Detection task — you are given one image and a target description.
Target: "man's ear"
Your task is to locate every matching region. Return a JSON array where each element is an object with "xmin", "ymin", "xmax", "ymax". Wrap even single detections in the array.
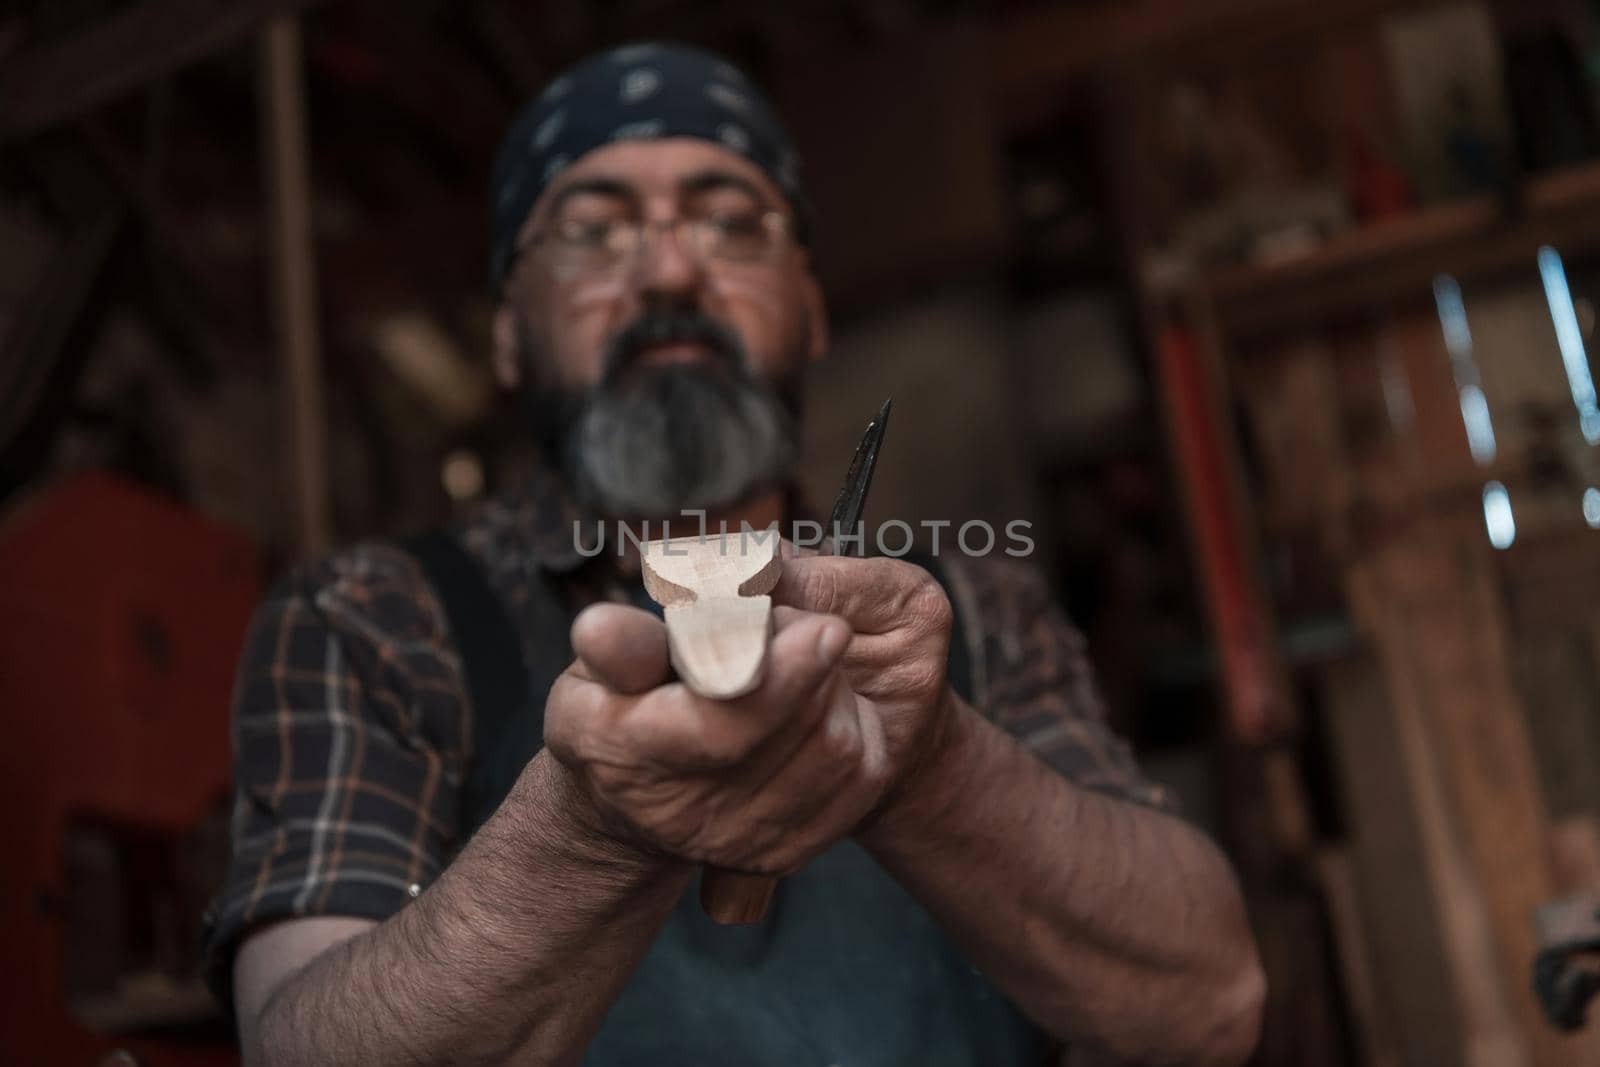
[
  {"xmin": 802, "ymin": 270, "xmax": 828, "ymax": 363},
  {"xmin": 491, "ymin": 306, "xmax": 522, "ymax": 390}
]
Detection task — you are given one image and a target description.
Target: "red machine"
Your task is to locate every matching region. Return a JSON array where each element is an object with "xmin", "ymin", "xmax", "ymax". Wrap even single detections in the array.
[{"xmin": 0, "ymin": 472, "xmax": 258, "ymax": 1066}]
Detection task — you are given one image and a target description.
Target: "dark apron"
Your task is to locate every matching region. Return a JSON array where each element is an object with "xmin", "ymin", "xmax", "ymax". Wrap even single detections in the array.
[{"xmin": 404, "ymin": 532, "xmax": 1048, "ymax": 1066}]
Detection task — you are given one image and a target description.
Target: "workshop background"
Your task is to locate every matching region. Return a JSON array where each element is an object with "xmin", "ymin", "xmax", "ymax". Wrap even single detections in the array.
[{"xmin": 6, "ymin": 1, "xmax": 1600, "ymax": 1064}]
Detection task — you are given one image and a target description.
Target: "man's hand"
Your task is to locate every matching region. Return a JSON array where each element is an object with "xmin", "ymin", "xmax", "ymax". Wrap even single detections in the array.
[
  {"xmin": 767, "ymin": 554, "xmax": 1266, "ymax": 1065},
  {"xmin": 771, "ymin": 554, "xmax": 962, "ymax": 817},
  {"xmin": 544, "ymin": 601, "xmax": 892, "ymax": 874}
]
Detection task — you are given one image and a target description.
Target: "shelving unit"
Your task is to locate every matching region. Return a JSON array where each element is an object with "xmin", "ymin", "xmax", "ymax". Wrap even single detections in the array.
[
  {"xmin": 1206, "ymin": 159, "xmax": 1600, "ymax": 340},
  {"xmin": 1149, "ymin": 153, "xmax": 1600, "ymax": 1065}
]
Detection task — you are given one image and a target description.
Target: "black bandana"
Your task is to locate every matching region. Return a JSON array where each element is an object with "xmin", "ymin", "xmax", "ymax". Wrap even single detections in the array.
[{"xmin": 488, "ymin": 42, "xmax": 809, "ymax": 290}]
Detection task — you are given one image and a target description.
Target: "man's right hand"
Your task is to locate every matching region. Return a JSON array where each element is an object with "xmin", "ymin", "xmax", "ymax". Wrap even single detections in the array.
[{"xmin": 543, "ymin": 602, "xmax": 890, "ymax": 875}]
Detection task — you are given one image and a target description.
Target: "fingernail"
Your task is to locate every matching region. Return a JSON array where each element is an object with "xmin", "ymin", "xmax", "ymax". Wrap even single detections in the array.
[{"xmin": 816, "ymin": 620, "xmax": 848, "ymax": 664}]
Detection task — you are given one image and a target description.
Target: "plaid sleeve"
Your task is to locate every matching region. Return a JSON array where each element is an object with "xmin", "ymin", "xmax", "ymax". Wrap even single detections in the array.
[
  {"xmin": 939, "ymin": 555, "xmax": 1176, "ymax": 813},
  {"xmin": 202, "ymin": 543, "xmax": 469, "ymax": 1001}
]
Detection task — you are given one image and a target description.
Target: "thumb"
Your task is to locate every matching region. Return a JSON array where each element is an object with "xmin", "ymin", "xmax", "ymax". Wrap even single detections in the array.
[{"xmin": 570, "ymin": 603, "xmax": 671, "ymax": 694}]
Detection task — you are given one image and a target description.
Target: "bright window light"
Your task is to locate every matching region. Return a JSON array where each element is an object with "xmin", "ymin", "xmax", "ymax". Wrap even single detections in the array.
[
  {"xmin": 1458, "ymin": 384, "xmax": 1498, "ymax": 466},
  {"xmin": 1483, "ymin": 481, "xmax": 1516, "ymax": 550},
  {"xmin": 1537, "ymin": 247, "xmax": 1600, "ymax": 446},
  {"xmin": 1433, "ymin": 275, "xmax": 1473, "ymax": 359},
  {"xmin": 1435, "ymin": 274, "xmax": 1498, "ymax": 466}
]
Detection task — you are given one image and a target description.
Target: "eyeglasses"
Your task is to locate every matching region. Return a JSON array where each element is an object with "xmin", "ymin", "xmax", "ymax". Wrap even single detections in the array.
[{"xmin": 518, "ymin": 210, "xmax": 790, "ymax": 276}]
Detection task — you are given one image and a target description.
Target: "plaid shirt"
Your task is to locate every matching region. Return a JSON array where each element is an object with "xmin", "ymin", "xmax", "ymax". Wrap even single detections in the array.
[{"xmin": 203, "ymin": 466, "xmax": 1174, "ymax": 994}]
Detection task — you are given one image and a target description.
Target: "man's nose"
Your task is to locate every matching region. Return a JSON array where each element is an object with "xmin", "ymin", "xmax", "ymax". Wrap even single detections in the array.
[{"xmin": 633, "ymin": 221, "xmax": 705, "ymax": 300}]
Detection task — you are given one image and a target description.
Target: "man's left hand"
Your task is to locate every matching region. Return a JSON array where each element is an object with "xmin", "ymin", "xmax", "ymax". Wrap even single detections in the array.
[{"xmin": 771, "ymin": 553, "xmax": 961, "ymax": 818}]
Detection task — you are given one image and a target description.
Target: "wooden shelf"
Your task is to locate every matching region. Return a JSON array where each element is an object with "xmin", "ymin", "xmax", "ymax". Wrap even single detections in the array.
[{"xmin": 1203, "ymin": 159, "xmax": 1600, "ymax": 342}]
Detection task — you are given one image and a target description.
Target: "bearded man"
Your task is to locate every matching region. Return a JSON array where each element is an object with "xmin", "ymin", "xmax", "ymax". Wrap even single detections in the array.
[{"xmin": 205, "ymin": 42, "xmax": 1264, "ymax": 1067}]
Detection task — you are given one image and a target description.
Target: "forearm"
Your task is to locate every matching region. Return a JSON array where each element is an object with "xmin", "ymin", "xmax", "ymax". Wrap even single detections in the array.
[
  {"xmin": 861, "ymin": 699, "xmax": 1263, "ymax": 1066},
  {"xmin": 247, "ymin": 752, "xmax": 693, "ymax": 1066}
]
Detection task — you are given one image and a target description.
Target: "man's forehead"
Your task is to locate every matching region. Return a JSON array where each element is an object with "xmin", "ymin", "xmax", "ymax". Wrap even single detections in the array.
[{"xmin": 531, "ymin": 138, "xmax": 783, "ymax": 216}]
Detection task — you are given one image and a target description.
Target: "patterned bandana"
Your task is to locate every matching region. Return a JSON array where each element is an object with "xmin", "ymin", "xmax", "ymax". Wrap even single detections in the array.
[{"xmin": 488, "ymin": 41, "xmax": 809, "ymax": 290}]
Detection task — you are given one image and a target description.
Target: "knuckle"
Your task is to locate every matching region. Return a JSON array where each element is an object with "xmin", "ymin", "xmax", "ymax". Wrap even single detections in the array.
[
  {"xmin": 802, "ymin": 563, "xmax": 841, "ymax": 613},
  {"xmin": 915, "ymin": 575, "xmax": 953, "ymax": 630},
  {"xmin": 889, "ymin": 653, "xmax": 948, "ymax": 702},
  {"xmin": 541, "ymin": 682, "xmax": 580, "ymax": 751},
  {"xmin": 856, "ymin": 754, "xmax": 892, "ymax": 802},
  {"xmin": 889, "ymin": 567, "xmax": 951, "ymax": 634},
  {"xmin": 588, "ymin": 761, "xmax": 632, "ymax": 795},
  {"xmin": 763, "ymin": 839, "xmax": 814, "ymax": 876},
  {"xmin": 820, "ymin": 712, "xmax": 863, "ymax": 763},
  {"xmin": 769, "ymin": 853, "xmax": 806, "ymax": 877},
  {"xmin": 700, "ymin": 723, "xmax": 757, "ymax": 768}
]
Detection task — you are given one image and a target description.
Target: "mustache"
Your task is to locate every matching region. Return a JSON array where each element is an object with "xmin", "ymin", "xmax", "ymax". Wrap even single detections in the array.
[{"xmin": 601, "ymin": 310, "xmax": 746, "ymax": 386}]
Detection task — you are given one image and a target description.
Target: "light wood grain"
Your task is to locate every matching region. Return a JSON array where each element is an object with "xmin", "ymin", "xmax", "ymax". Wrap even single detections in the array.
[
  {"xmin": 641, "ymin": 532, "xmax": 783, "ymax": 922},
  {"xmin": 641, "ymin": 533, "xmax": 782, "ymax": 700}
]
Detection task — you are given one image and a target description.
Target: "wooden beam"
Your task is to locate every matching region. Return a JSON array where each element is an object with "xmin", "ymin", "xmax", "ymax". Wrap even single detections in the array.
[
  {"xmin": 1322, "ymin": 657, "xmax": 1458, "ymax": 1065},
  {"xmin": 0, "ymin": 203, "xmax": 126, "ymax": 498},
  {"xmin": 79, "ymin": 121, "xmax": 226, "ymax": 387},
  {"xmin": 1349, "ymin": 520, "xmax": 1600, "ymax": 1066},
  {"xmin": 461, "ymin": 0, "xmax": 556, "ymax": 102},
  {"xmin": 1207, "ymin": 160, "xmax": 1600, "ymax": 341},
  {"xmin": 259, "ymin": 15, "xmax": 331, "ymax": 557},
  {"xmin": 0, "ymin": 0, "xmax": 328, "ymax": 142}
]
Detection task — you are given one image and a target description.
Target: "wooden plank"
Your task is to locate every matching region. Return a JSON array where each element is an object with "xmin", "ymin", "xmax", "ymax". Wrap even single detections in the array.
[
  {"xmin": 1207, "ymin": 160, "xmax": 1600, "ymax": 341},
  {"xmin": 1323, "ymin": 654, "xmax": 1463, "ymax": 1067},
  {"xmin": 258, "ymin": 15, "xmax": 330, "ymax": 557},
  {"xmin": 1347, "ymin": 561, "xmax": 1529, "ymax": 1067},
  {"xmin": 1549, "ymin": 815, "xmax": 1600, "ymax": 895},
  {"xmin": 0, "ymin": 0, "xmax": 327, "ymax": 142},
  {"xmin": 1312, "ymin": 847, "xmax": 1403, "ymax": 1067},
  {"xmin": 1349, "ymin": 521, "xmax": 1599, "ymax": 1066},
  {"xmin": 1512, "ymin": 633, "xmax": 1600, "ymax": 822}
]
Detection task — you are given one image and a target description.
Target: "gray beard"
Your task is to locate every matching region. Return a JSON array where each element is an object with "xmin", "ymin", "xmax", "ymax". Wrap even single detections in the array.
[
  {"xmin": 563, "ymin": 362, "xmax": 797, "ymax": 519},
  {"xmin": 518, "ymin": 306, "xmax": 803, "ymax": 520}
]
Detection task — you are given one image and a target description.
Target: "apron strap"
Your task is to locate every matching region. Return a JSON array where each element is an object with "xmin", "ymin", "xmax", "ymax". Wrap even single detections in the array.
[{"xmin": 399, "ymin": 530, "xmax": 571, "ymax": 839}]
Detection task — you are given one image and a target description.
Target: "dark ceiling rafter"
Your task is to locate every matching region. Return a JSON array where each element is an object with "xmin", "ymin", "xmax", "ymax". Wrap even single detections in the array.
[
  {"xmin": 990, "ymin": 0, "xmax": 1433, "ymax": 99},
  {"xmin": 458, "ymin": 0, "xmax": 558, "ymax": 103},
  {"xmin": 0, "ymin": 0, "xmax": 331, "ymax": 143},
  {"xmin": 0, "ymin": 198, "xmax": 127, "ymax": 500},
  {"xmin": 79, "ymin": 119, "xmax": 227, "ymax": 387},
  {"xmin": 309, "ymin": 3, "xmax": 510, "ymax": 170}
]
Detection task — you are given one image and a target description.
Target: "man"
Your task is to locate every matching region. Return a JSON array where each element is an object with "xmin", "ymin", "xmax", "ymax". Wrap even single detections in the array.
[{"xmin": 205, "ymin": 42, "xmax": 1264, "ymax": 1066}]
